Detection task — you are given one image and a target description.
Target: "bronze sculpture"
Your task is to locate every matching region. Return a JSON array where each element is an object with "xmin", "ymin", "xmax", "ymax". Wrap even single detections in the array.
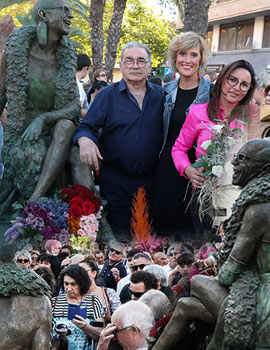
[
  {"xmin": 0, "ymin": 0, "xmax": 83, "ymax": 222},
  {"xmin": 153, "ymin": 138, "xmax": 270, "ymax": 350},
  {"xmin": 0, "ymin": 234, "xmax": 52, "ymax": 350}
]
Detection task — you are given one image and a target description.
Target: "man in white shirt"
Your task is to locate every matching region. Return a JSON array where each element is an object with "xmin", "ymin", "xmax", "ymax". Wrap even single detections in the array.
[{"xmin": 76, "ymin": 53, "xmax": 91, "ymax": 120}]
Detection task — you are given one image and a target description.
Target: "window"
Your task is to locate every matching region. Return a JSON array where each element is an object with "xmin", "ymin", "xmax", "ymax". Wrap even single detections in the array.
[
  {"xmin": 206, "ymin": 28, "xmax": 213, "ymax": 51},
  {"xmin": 219, "ymin": 19, "xmax": 254, "ymax": 51},
  {"xmin": 263, "ymin": 16, "xmax": 270, "ymax": 48}
]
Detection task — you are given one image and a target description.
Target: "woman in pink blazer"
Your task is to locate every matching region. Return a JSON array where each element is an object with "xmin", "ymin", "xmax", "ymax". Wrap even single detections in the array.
[{"xmin": 172, "ymin": 60, "xmax": 256, "ymax": 189}]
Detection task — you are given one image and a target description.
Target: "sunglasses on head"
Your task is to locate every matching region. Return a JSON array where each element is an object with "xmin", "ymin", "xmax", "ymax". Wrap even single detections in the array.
[
  {"xmin": 17, "ymin": 258, "xmax": 29, "ymax": 263},
  {"xmin": 132, "ymin": 264, "xmax": 146, "ymax": 271},
  {"xmin": 129, "ymin": 288, "xmax": 145, "ymax": 298},
  {"xmin": 110, "ymin": 248, "xmax": 122, "ymax": 255}
]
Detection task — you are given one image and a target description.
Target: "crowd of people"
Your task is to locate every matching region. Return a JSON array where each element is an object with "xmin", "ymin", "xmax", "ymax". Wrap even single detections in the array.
[{"xmin": 13, "ymin": 235, "xmax": 221, "ymax": 350}]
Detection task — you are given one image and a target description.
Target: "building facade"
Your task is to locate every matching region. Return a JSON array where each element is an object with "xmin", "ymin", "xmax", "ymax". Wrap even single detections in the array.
[{"xmin": 176, "ymin": 0, "xmax": 270, "ymax": 74}]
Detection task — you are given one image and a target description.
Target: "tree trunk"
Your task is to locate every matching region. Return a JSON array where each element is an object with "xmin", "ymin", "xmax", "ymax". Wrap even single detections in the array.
[
  {"xmin": 183, "ymin": 0, "xmax": 210, "ymax": 38},
  {"xmin": 104, "ymin": 0, "xmax": 127, "ymax": 81},
  {"xmin": 89, "ymin": 0, "xmax": 105, "ymax": 71}
]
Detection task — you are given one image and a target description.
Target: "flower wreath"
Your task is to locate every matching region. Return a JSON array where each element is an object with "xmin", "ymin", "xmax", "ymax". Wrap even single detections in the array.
[{"xmin": 147, "ymin": 315, "xmax": 172, "ymax": 349}]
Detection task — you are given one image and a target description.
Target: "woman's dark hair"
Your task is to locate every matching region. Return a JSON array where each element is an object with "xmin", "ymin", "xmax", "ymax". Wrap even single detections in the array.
[
  {"xmin": 59, "ymin": 264, "xmax": 90, "ymax": 295},
  {"xmin": 81, "ymin": 259, "xmax": 99, "ymax": 279},
  {"xmin": 207, "ymin": 60, "xmax": 256, "ymax": 122},
  {"xmin": 39, "ymin": 253, "xmax": 61, "ymax": 279},
  {"xmin": 35, "ymin": 266, "xmax": 55, "ymax": 291},
  {"xmin": 51, "ymin": 334, "xmax": 69, "ymax": 350}
]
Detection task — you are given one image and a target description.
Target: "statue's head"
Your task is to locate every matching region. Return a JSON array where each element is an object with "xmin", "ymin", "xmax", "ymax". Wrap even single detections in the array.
[
  {"xmin": 232, "ymin": 138, "xmax": 270, "ymax": 188},
  {"xmin": 33, "ymin": 0, "xmax": 73, "ymax": 37}
]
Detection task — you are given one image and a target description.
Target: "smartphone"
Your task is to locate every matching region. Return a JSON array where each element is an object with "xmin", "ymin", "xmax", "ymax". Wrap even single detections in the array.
[
  {"xmin": 68, "ymin": 303, "xmax": 87, "ymax": 320},
  {"xmin": 90, "ymin": 321, "xmax": 104, "ymax": 327}
]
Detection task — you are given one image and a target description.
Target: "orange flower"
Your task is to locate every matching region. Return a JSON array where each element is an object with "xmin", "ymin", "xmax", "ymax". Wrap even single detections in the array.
[{"xmin": 68, "ymin": 216, "xmax": 80, "ymax": 235}]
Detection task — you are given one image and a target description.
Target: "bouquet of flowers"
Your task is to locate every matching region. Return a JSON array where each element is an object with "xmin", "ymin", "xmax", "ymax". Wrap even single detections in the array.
[
  {"xmin": 148, "ymin": 315, "xmax": 172, "ymax": 350},
  {"xmin": 4, "ymin": 184, "xmax": 103, "ymax": 249},
  {"xmin": 192, "ymin": 118, "xmax": 244, "ymax": 219}
]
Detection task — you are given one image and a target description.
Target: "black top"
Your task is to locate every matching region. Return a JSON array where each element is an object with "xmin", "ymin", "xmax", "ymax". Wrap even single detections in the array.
[
  {"xmin": 152, "ymin": 87, "xmax": 198, "ymax": 237},
  {"xmin": 100, "ymin": 260, "xmax": 127, "ymax": 291}
]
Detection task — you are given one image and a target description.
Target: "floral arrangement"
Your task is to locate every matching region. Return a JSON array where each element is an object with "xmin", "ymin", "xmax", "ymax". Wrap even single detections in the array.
[
  {"xmin": 148, "ymin": 315, "xmax": 172, "ymax": 350},
  {"xmin": 192, "ymin": 118, "xmax": 244, "ymax": 219},
  {"xmin": 4, "ymin": 184, "xmax": 103, "ymax": 249}
]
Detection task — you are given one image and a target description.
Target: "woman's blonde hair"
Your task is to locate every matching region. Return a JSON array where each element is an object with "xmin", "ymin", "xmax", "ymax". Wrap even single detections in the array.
[{"xmin": 167, "ymin": 31, "xmax": 208, "ymax": 70}]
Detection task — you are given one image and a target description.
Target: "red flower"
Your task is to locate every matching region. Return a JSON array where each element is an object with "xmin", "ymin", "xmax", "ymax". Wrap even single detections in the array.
[
  {"xmin": 149, "ymin": 326, "xmax": 158, "ymax": 338},
  {"xmin": 82, "ymin": 200, "xmax": 96, "ymax": 215},
  {"xmin": 69, "ymin": 205, "xmax": 83, "ymax": 219}
]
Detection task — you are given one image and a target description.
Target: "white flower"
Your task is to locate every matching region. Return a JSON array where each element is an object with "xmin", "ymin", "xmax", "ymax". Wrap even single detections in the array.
[
  {"xmin": 212, "ymin": 165, "xmax": 224, "ymax": 177},
  {"xmin": 211, "ymin": 124, "xmax": 224, "ymax": 134},
  {"xmin": 200, "ymin": 140, "xmax": 212, "ymax": 150}
]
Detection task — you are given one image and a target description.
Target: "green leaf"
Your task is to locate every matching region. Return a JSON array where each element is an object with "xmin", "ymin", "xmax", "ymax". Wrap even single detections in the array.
[
  {"xmin": 34, "ymin": 233, "xmax": 44, "ymax": 242},
  {"xmin": 233, "ymin": 119, "xmax": 246, "ymax": 125}
]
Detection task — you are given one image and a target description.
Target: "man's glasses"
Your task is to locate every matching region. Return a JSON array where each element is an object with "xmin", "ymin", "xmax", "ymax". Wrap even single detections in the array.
[
  {"xmin": 132, "ymin": 264, "xmax": 146, "ymax": 271},
  {"xmin": 17, "ymin": 259, "xmax": 29, "ymax": 263},
  {"xmin": 129, "ymin": 288, "xmax": 145, "ymax": 298},
  {"xmin": 31, "ymin": 256, "xmax": 38, "ymax": 261},
  {"xmin": 44, "ymin": 6, "xmax": 71, "ymax": 13},
  {"xmin": 233, "ymin": 153, "xmax": 264, "ymax": 163},
  {"xmin": 113, "ymin": 326, "xmax": 133, "ymax": 335},
  {"xmin": 123, "ymin": 58, "xmax": 148, "ymax": 68},
  {"xmin": 226, "ymin": 75, "xmax": 252, "ymax": 92},
  {"xmin": 109, "ymin": 248, "xmax": 122, "ymax": 255}
]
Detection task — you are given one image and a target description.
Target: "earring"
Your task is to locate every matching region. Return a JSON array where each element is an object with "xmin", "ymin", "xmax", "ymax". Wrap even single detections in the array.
[
  {"xmin": 197, "ymin": 65, "xmax": 202, "ymax": 83},
  {"xmin": 36, "ymin": 20, "xmax": 48, "ymax": 48}
]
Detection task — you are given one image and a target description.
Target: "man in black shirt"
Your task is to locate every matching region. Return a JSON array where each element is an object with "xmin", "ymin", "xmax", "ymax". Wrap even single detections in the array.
[{"xmin": 100, "ymin": 242, "xmax": 127, "ymax": 290}]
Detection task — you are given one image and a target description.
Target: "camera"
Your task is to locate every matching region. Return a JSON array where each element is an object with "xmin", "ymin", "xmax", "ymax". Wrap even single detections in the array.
[{"xmin": 90, "ymin": 320, "xmax": 104, "ymax": 327}]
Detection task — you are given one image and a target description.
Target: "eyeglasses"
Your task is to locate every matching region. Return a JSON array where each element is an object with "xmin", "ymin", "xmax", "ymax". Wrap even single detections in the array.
[
  {"xmin": 226, "ymin": 75, "xmax": 252, "ymax": 92},
  {"xmin": 109, "ymin": 248, "xmax": 122, "ymax": 255},
  {"xmin": 17, "ymin": 259, "xmax": 29, "ymax": 264},
  {"xmin": 129, "ymin": 288, "xmax": 145, "ymax": 298},
  {"xmin": 113, "ymin": 326, "xmax": 133, "ymax": 335},
  {"xmin": 132, "ymin": 264, "xmax": 146, "ymax": 271},
  {"xmin": 98, "ymin": 73, "xmax": 106, "ymax": 77},
  {"xmin": 233, "ymin": 153, "xmax": 264, "ymax": 163},
  {"xmin": 123, "ymin": 58, "xmax": 148, "ymax": 68},
  {"xmin": 31, "ymin": 256, "xmax": 38, "ymax": 260}
]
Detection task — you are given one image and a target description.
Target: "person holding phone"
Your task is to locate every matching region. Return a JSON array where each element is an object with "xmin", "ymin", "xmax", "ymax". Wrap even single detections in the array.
[{"xmin": 52, "ymin": 265, "xmax": 105, "ymax": 350}]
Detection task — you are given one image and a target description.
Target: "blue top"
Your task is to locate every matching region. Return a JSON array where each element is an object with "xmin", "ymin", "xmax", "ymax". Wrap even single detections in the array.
[
  {"xmin": 73, "ymin": 79, "xmax": 164, "ymax": 177},
  {"xmin": 161, "ymin": 75, "xmax": 212, "ymax": 154}
]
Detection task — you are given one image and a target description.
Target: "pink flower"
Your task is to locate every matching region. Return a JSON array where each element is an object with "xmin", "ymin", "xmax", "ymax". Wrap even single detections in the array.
[{"xmin": 77, "ymin": 228, "xmax": 86, "ymax": 236}]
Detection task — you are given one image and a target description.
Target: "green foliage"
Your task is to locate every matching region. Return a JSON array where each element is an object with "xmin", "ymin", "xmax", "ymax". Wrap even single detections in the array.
[{"xmin": 118, "ymin": 0, "xmax": 176, "ymax": 67}]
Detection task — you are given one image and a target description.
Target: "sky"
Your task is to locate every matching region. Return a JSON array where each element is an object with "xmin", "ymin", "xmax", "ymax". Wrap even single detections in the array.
[{"xmin": 145, "ymin": 0, "xmax": 176, "ymax": 21}]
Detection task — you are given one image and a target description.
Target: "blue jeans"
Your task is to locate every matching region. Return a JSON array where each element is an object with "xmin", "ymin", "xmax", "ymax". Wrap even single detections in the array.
[{"xmin": 0, "ymin": 123, "xmax": 3, "ymax": 181}]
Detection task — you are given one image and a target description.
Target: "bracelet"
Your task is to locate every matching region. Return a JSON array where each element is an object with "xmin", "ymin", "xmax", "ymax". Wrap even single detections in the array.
[{"xmin": 81, "ymin": 323, "xmax": 87, "ymax": 330}]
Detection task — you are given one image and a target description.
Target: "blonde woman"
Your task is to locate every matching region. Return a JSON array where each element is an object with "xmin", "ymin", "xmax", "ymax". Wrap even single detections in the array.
[{"xmin": 152, "ymin": 32, "xmax": 212, "ymax": 237}]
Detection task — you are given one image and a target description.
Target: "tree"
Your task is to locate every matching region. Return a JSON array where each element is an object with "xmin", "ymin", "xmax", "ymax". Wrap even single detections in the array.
[{"xmin": 183, "ymin": 0, "xmax": 210, "ymax": 38}]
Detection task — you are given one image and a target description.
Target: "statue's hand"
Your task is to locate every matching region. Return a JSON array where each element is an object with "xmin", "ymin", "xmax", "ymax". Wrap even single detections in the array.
[{"xmin": 21, "ymin": 115, "xmax": 46, "ymax": 142}]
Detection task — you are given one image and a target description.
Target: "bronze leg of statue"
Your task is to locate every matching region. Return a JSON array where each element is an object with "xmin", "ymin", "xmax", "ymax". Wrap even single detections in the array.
[
  {"xmin": 153, "ymin": 275, "xmax": 228, "ymax": 350},
  {"xmin": 153, "ymin": 297, "xmax": 216, "ymax": 350},
  {"xmin": 30, "ymin": 119, "xmax": 75, "ymax": 200}
]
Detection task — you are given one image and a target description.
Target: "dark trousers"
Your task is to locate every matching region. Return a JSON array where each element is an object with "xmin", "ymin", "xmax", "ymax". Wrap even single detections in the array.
[{"xmin": 98, "ymin": 165, "xmax": 154, "ymax": 239}]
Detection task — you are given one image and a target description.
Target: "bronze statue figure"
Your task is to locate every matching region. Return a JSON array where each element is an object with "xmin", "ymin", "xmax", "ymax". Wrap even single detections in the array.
[
  {"xmin": 153, "ymin": 138, "xmax": 270, "ymax": 350},
  {"xmin": 0, "ymin": 0, "xmax": 82, "ymax": 221}
]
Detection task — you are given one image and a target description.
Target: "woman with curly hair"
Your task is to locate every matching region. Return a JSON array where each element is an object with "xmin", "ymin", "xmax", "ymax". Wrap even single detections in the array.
[{"xmin": 52, "ymin": 264, "xmax": 105, "ymax": 350}]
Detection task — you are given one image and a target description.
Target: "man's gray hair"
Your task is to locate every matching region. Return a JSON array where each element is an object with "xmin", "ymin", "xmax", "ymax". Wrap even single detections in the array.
[
  {"xmin": 121, "ymin": 41, "xmax": 152, "ymax": 62},
  {"xmin": 256, "ymin": 70, "xmax": 270, "ymax": 88},
  {"xmin": 143, "ymin": 264, "xmax": 168, "ymax": 287},
  {"xmin": 133, "ymin": 252, "xmax": 152, "ymax": 263},
  {"xmin": 139, "ymin": 289, "xmax": 170, "ymax": 321},
  {"xmin": 112, "ymin": 300, "xmax": 154, "ymax": 339}
]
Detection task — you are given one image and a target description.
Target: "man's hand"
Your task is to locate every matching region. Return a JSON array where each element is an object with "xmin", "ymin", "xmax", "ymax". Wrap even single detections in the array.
[
  {"xmin": 111, "ymin": 267, "xmax": 120, "ymax": 281},
  {"xmin": 78, "ymin": 137, "xmax": 103, "ymax": 175},
  {"xmin": 97, "ymin": 323, "xmax": 117, "ymax": 350},
  {"xmin": 184, "ymin": 166, "xmax": 206, "ymax": 188}
]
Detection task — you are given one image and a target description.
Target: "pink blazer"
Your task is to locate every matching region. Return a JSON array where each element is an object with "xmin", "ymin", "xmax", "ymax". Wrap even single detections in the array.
[{"xmin": 172, "ymin": 102, "xmax": 245, "ymax": 177}]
